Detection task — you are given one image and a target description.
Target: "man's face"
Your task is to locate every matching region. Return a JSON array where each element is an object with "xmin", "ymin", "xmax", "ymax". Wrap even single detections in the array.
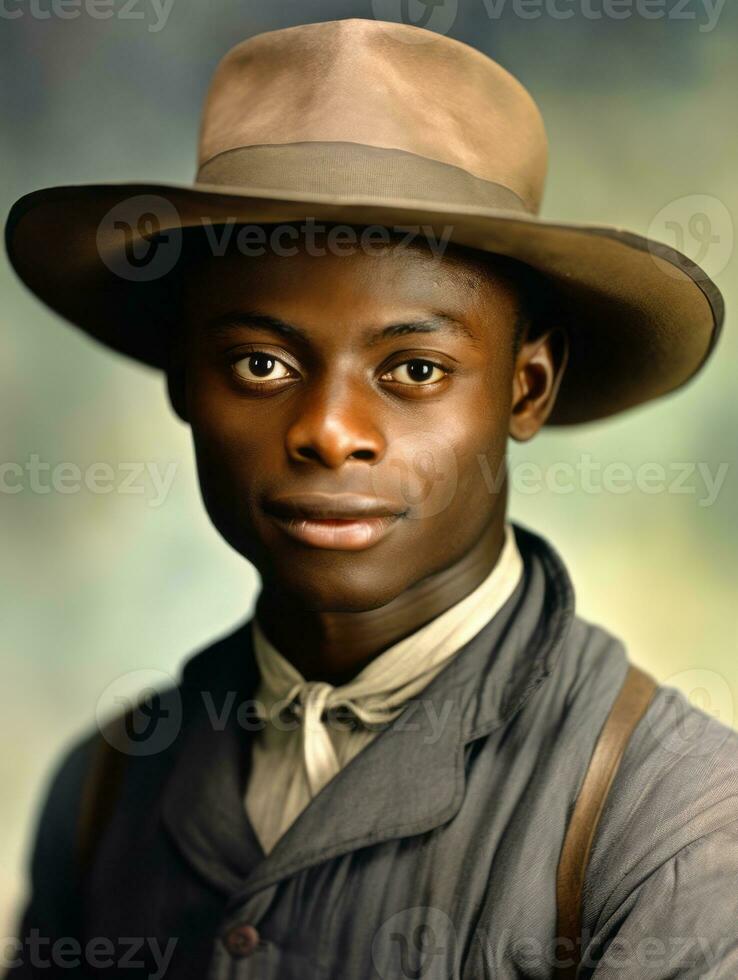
[{"xmin": 176, "ymin": 232, "xmax": 539, "ymax": 612}]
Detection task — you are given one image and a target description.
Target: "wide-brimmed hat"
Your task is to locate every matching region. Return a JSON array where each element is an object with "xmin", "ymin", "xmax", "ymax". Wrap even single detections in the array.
[{"xmin": 5, "ymin": 18, "xmax": 723, "ymax": 424}]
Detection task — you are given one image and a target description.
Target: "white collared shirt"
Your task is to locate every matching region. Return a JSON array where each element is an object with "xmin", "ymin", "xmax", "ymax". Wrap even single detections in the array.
[{"xmin": 245, "ymin": 523, "xmax": 523, "ymax": 854}]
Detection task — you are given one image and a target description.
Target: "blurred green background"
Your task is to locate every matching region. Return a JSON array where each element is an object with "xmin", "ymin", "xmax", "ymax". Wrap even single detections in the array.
[{"xmin": 1, "ymin": 0, "xmax": 736, "ymax": 934}]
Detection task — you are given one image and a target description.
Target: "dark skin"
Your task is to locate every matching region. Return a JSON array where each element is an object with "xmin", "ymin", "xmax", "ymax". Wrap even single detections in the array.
[{"xmin": 168, "ymin": 230, "xmax": 567, "ymax": 684}]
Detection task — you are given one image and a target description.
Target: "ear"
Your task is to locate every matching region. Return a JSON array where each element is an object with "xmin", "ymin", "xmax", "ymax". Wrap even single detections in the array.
[
  {"xmin": 165, "ymin": 339, "xmax": 189, "ymax": 424},
  {"xmin": 509, "ymin": 326, "xmax": 569, "ymax": 441}
]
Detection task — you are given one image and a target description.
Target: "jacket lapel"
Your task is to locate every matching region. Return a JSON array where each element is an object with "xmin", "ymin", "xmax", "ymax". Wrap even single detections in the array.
[
  {"xmin": 160, "ymin": 629, "xmax": 264, "ymax": 894},
  {"xmin": 161, "ymin": 524, "xmax": 574, "ymax": 902}
]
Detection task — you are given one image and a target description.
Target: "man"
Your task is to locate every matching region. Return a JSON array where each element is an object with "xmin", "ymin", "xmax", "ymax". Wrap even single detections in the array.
[{"xmin": 4, "ymin": 18, "xmax": 736, "ymax": 980}]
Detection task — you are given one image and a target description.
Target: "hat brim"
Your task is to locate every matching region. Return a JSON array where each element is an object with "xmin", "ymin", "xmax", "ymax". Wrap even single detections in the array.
[{"xmin": 5, "ymin": 180, "xmax": 723, "ymax": 425}]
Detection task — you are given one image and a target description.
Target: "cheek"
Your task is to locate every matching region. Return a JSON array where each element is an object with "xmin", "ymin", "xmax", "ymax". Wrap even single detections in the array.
[
  {"xmin": 368, "ymin": 401, "xmax": 506, "ymax": 565},
  {"xmin": 457, "ymin": 361, "xmax": 513, "ymax": 493},
  {"xmin": 445, "ymin": 416, "xmax": 509, "ymax": 556},
  {"xmin": 190, "ymin": 408, "xmax": 253, "ymax": 500},
  {"xmin": 184, "ymin": 377, "xmax": 273, "ymax": 539},
  {"xmin": 447, "ymin": 422, "xmax": 507, "ymax": 532},
  {"xmin": 456, "ymin": 408, "xmax": 509, "ymax": 503},
  {"xmin": 186, "ymin": 363, "xmax": 268, "ymax": 471}
]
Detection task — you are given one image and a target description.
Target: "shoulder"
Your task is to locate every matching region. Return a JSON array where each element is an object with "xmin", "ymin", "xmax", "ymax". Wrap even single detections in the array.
[
  {"xmin": 22, "ymin": 618, "xmax": 252, "ymax": 905},
  {"xmin": 17, "ymin": 726, "xmax": 99, "ymax": 931},
  {"xmin": 546, "ymin": 607, "xmax": 738, "ymax": 922},
  {"xmin": 583, "ymin": 674, "xmax": 738, "ymax": 930},
  {"xmin": 541, "ymin": 610, "xmax": 632, "ymax": 725}
]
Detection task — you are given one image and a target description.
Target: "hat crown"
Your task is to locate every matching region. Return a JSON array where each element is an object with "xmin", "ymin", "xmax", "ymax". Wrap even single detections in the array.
[{"xmin": 198, "ymin": 18, "xmax": 548, "ymax": 214}]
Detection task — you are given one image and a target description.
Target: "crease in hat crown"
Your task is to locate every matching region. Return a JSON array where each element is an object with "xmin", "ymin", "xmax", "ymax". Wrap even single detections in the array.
[{"xmin": 196, "ymin": 18, "xmax": 548, "ymax": 215}]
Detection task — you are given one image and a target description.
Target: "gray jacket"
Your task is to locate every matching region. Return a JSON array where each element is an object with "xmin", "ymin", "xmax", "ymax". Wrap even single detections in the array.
[{"xmin": 5, "ymin": 524, "xmax": 738, "ymax": 979}]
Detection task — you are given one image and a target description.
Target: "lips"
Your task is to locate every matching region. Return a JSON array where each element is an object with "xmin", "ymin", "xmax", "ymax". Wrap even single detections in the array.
[{"xmin": 263, "ymin": 493, "xmax": 406, "ymax": 551}]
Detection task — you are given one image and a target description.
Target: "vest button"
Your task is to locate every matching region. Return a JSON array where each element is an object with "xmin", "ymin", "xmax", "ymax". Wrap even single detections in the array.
[{"xmin": 223, "ymin": 924, "xmax": 260, "ymax": 957}]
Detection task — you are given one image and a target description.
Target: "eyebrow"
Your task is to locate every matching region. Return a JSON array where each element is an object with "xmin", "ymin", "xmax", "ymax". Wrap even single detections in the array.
[{"xmin": 205, "ymin": 310, "xmax": 479, "ymax": 347}]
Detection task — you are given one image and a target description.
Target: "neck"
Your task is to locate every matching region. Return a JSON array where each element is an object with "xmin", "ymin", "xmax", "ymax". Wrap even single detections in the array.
[{"xmin": 255, "ymin": 516, "xmax": 507, "ymax": 685}]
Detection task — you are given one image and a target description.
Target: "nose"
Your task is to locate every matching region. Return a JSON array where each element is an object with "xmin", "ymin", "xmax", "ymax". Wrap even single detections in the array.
[{"xmin": 285, "ymin": 381, "xmax": 386, "ymax": 469}]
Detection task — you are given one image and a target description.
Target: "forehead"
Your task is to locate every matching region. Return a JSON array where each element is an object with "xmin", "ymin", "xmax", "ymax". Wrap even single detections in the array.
[{"xmin": 179, "ymin": 227, "xmax": 520, "ymax": 336}]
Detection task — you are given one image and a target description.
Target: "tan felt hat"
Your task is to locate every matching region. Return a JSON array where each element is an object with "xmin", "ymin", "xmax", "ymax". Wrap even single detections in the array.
[{"xmin": 5, "ymin": 18, "xmax": 723, "ymax": 424}]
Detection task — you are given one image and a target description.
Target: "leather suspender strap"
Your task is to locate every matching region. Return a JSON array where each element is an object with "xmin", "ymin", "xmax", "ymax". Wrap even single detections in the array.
[{"xmin": 555, "ymin": 663, "xmax": 658, "ymax": 979}]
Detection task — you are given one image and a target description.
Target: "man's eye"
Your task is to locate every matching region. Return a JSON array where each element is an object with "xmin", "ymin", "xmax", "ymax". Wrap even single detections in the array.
[
  {"xmin": 383, "ymin": 359, "xmax": 447, "ymax": 386},
  {"xmin": 233, "ymin": 352, "xmax": 292, "ymax": 383}
]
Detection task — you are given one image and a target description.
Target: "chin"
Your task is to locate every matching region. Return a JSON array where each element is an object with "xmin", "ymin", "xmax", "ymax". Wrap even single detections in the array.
[{"xmin": 254, "ymin": 551, "xmax": 409, "ymax": 614}]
